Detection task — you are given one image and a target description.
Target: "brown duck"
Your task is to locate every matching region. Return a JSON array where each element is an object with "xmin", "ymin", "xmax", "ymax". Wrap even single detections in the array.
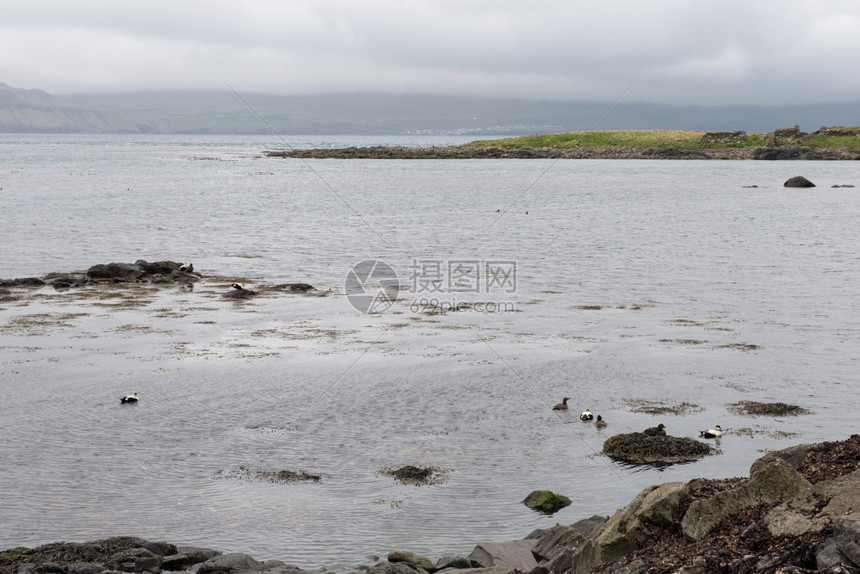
[{"xmin": 643, "ymin": 423, "xmax": 666, "ymax": 436}]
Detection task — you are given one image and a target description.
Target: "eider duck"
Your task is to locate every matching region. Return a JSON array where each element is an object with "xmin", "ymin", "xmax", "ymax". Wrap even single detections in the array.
[
  {"xmin": 699, "ymin": 425, "xmax": 723, "ymax": 439},
  {"xmin": 120, "ymin": 393, "xmax": 139, "ymax": 404},
  {"xmin": 579, "ymin": 409, "xmax": 594, "ymax": 421},
  {"xmin": 552, "ymin": 397, "xmax": 570, "ymax": 411},
  {"xmin": 643, "ymin": 423, "xmax": 666, "ymax": 436},
  {"xmin": 179, "ymin": 263, "xmax": 194, "ymax": 273},
  {"xmin": 594, "ymin": 415, "xmax": 607, "ymax": 428}
]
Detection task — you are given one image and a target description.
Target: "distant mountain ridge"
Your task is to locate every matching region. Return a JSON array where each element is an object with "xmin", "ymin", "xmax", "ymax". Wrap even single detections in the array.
[{"xmin": 1, "ymin": 82, "xmax": 859, "ymax": 135}]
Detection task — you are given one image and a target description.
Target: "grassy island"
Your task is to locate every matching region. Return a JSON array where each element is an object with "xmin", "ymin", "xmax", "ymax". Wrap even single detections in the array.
[
  {"xmin": 466, "ymin": 125, "xmax": 860, "ymax": 151},
  {"xmin": 263, "ymin": 125, "xmax": 860, "ymax": 159}
]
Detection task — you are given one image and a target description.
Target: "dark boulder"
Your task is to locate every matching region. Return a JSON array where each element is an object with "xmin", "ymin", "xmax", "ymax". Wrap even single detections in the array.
[
  {"xmin": 640, "ymin": 147, "xmax": 709, "ymax": 159},
  {"xmin": 87, "ymin": 263, "xmax": 144, "ymax": 281},
  {"xmin": 753, "ymin": 147, "xmax": 805, "ymax": 160},
  {"xmin": 105, "ymin": 547, "xmax": 161, "ymax": 573},
  {"xmin": 784, "ymin": 176, "xmax": 816, "ymax": 188},
  {"xmin": 434, "ymin": 555, "xmax": 471, "ymax": 571},
  {"xmin": 14, "ymin": 277, "xmax": 46, "ymax": 286},
  {"xmin": 222, "ymin": 286, "xmax": 257, "ymax": 299},
  {"xmin": 161, "ymin": 547, "xmax": 222, "ymax": 570},
  {"xmin": 196, "ymin": 553, "xmax": 306, "ymax": 574},
  {"xmin": 134, "ymin": 260, "xmax": 182, "ymax": 276}
]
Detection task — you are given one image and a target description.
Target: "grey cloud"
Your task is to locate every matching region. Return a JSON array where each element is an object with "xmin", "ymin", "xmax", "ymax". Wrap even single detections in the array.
[{"xmin": 1, "ymin": 0, "xmax": 858, "ymax": 105}]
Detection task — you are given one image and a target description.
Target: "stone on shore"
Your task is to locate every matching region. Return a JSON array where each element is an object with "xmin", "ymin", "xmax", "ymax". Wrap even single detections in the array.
[
  {"xmin": 386, "ymin": 550, "xmax": 435, "ymax": 572},
  {"xmin": 196, "ymin": 553, "xmax": 306, "ymax": 574},
  {"xmin": 433, "ymin": 555, "xmax": 471, "ymax": 571},
  {"xmin": 681, "ymin": 455, "xmax": 813, "ymax": 539},
  {"xmin": 526, "ymin": 516, "xmax": 607, "ymax": 573},
  {"xmin": 161, "ymin": 546, "xmax": 222, "ymax": 570},
  {"xmin": 363, "ymin": 562, "xmax": 430, "ymax": 574},
  {"xmin": 565, "ymin": 436, "xmax": 860, "ymax": 572},
  {"xmin": 467, "ymin": 540, "xmax": 538, "ymax": 571},
  {"xmin": 569, "ymin": 482, "xmax": 687, "ymax": 573}
]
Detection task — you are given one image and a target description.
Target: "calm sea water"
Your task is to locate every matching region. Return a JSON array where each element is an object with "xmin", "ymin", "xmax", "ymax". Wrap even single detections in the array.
[{"xmin": 1, "ymin": 134, "xmax": 859, "ymax": 572}]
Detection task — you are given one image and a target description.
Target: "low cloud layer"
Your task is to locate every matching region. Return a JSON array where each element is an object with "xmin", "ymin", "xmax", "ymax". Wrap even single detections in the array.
[{"xmin": 2, "ymin": 1, "xmax": 859, "ymax": 105}]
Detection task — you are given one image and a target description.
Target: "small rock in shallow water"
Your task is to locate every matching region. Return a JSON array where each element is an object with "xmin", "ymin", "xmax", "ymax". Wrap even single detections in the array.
[
  {"xmin": 522, "ymin": 489, "xmax": 572, "ymax": 514},
  {"xmin": 784, "ymin": 175, "xmax": 816, "ymax": 188}
]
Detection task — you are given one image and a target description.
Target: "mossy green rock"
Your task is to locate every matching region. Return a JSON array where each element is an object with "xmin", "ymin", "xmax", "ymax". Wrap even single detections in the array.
[{"xmin": 522, "ymin": 490, "xmax": 572, "ymax": 514}]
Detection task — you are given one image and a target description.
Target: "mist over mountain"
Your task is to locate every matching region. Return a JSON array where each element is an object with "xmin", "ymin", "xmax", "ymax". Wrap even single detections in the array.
[{"xmin": 1, "ymin": 82, "xmax": 858, "ymax": 136}]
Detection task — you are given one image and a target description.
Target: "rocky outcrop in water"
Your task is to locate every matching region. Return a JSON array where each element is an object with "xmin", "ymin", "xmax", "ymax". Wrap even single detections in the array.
[
  {"xmin": 0, "ymin": 260, "xmax": 200, "ymax": 289},
  {"xmin": 602, "ymin": 432, "xmax": 715, "ymax": 465},
  {"xmin": 87, "ymin": 260, "xmax": 200, "ymax": 283}
]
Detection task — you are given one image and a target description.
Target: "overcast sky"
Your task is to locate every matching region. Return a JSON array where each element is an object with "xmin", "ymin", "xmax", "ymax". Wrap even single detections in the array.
[{"xmin": 2, "ymin": 1, "xmax": 859, "ymax": 105}]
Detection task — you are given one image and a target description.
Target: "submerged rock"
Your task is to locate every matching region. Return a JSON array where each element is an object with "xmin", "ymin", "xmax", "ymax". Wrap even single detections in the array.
[{"xmin": 602, "ymin": 433, "xmax": 714, "ymax": 465}]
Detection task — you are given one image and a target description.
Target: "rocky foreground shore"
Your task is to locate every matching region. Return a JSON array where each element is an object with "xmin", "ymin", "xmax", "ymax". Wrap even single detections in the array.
[{"xmin": 3, "ymin": 435, "xmax": 859, "ymax": 574}]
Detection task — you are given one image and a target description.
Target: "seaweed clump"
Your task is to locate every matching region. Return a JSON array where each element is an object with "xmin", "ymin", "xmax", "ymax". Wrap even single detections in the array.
[
  {"xmin": 727, "ymin": 401, "xmax": 811, "ymax": 417},
  {"xmin": 623, "ymin": 399, "xmax": 703, "ymax": 416},
  {"xmin": 603, "ymin": 433, "xmax": 715, "ymax": 465},
  {"xmin": 214, "ymin": 466, "xmax": 321, "ymax": 484},
  {"xmin": 377, "ymin": 465, "xmax": 450, "ymax": 486},
  {"xmin": 795, "ymin": 433, "xmax": 860, "ymax": 483}
]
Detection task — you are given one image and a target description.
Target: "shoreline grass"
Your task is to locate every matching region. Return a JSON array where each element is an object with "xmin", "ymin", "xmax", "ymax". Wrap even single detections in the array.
[{"xmin": 467, "ymin": 126, "xmax": 860, "ymax": 150}]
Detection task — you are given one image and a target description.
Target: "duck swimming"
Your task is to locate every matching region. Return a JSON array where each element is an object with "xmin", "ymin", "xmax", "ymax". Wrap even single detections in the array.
[
  {"xmin": 580, "ymin": 409, "xmax": 594, "ymax": 421},
  {"xmin": 552, "ymin": 397, "xmax": 570, "ymax": 410},
  {"xmin": 120, "ymin": 393, "xmax": 139, "ymax": 404},
  {"xmin": 699, "ymin": 425, "xmax": 723, "ymax": 439},
  {"xmin": 594, "ymin": 415, "xmax": 607, "ymax": 428},
  {"xmin": 644, "ymin": 423, "xmax": 666, "ymax": 436}
]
